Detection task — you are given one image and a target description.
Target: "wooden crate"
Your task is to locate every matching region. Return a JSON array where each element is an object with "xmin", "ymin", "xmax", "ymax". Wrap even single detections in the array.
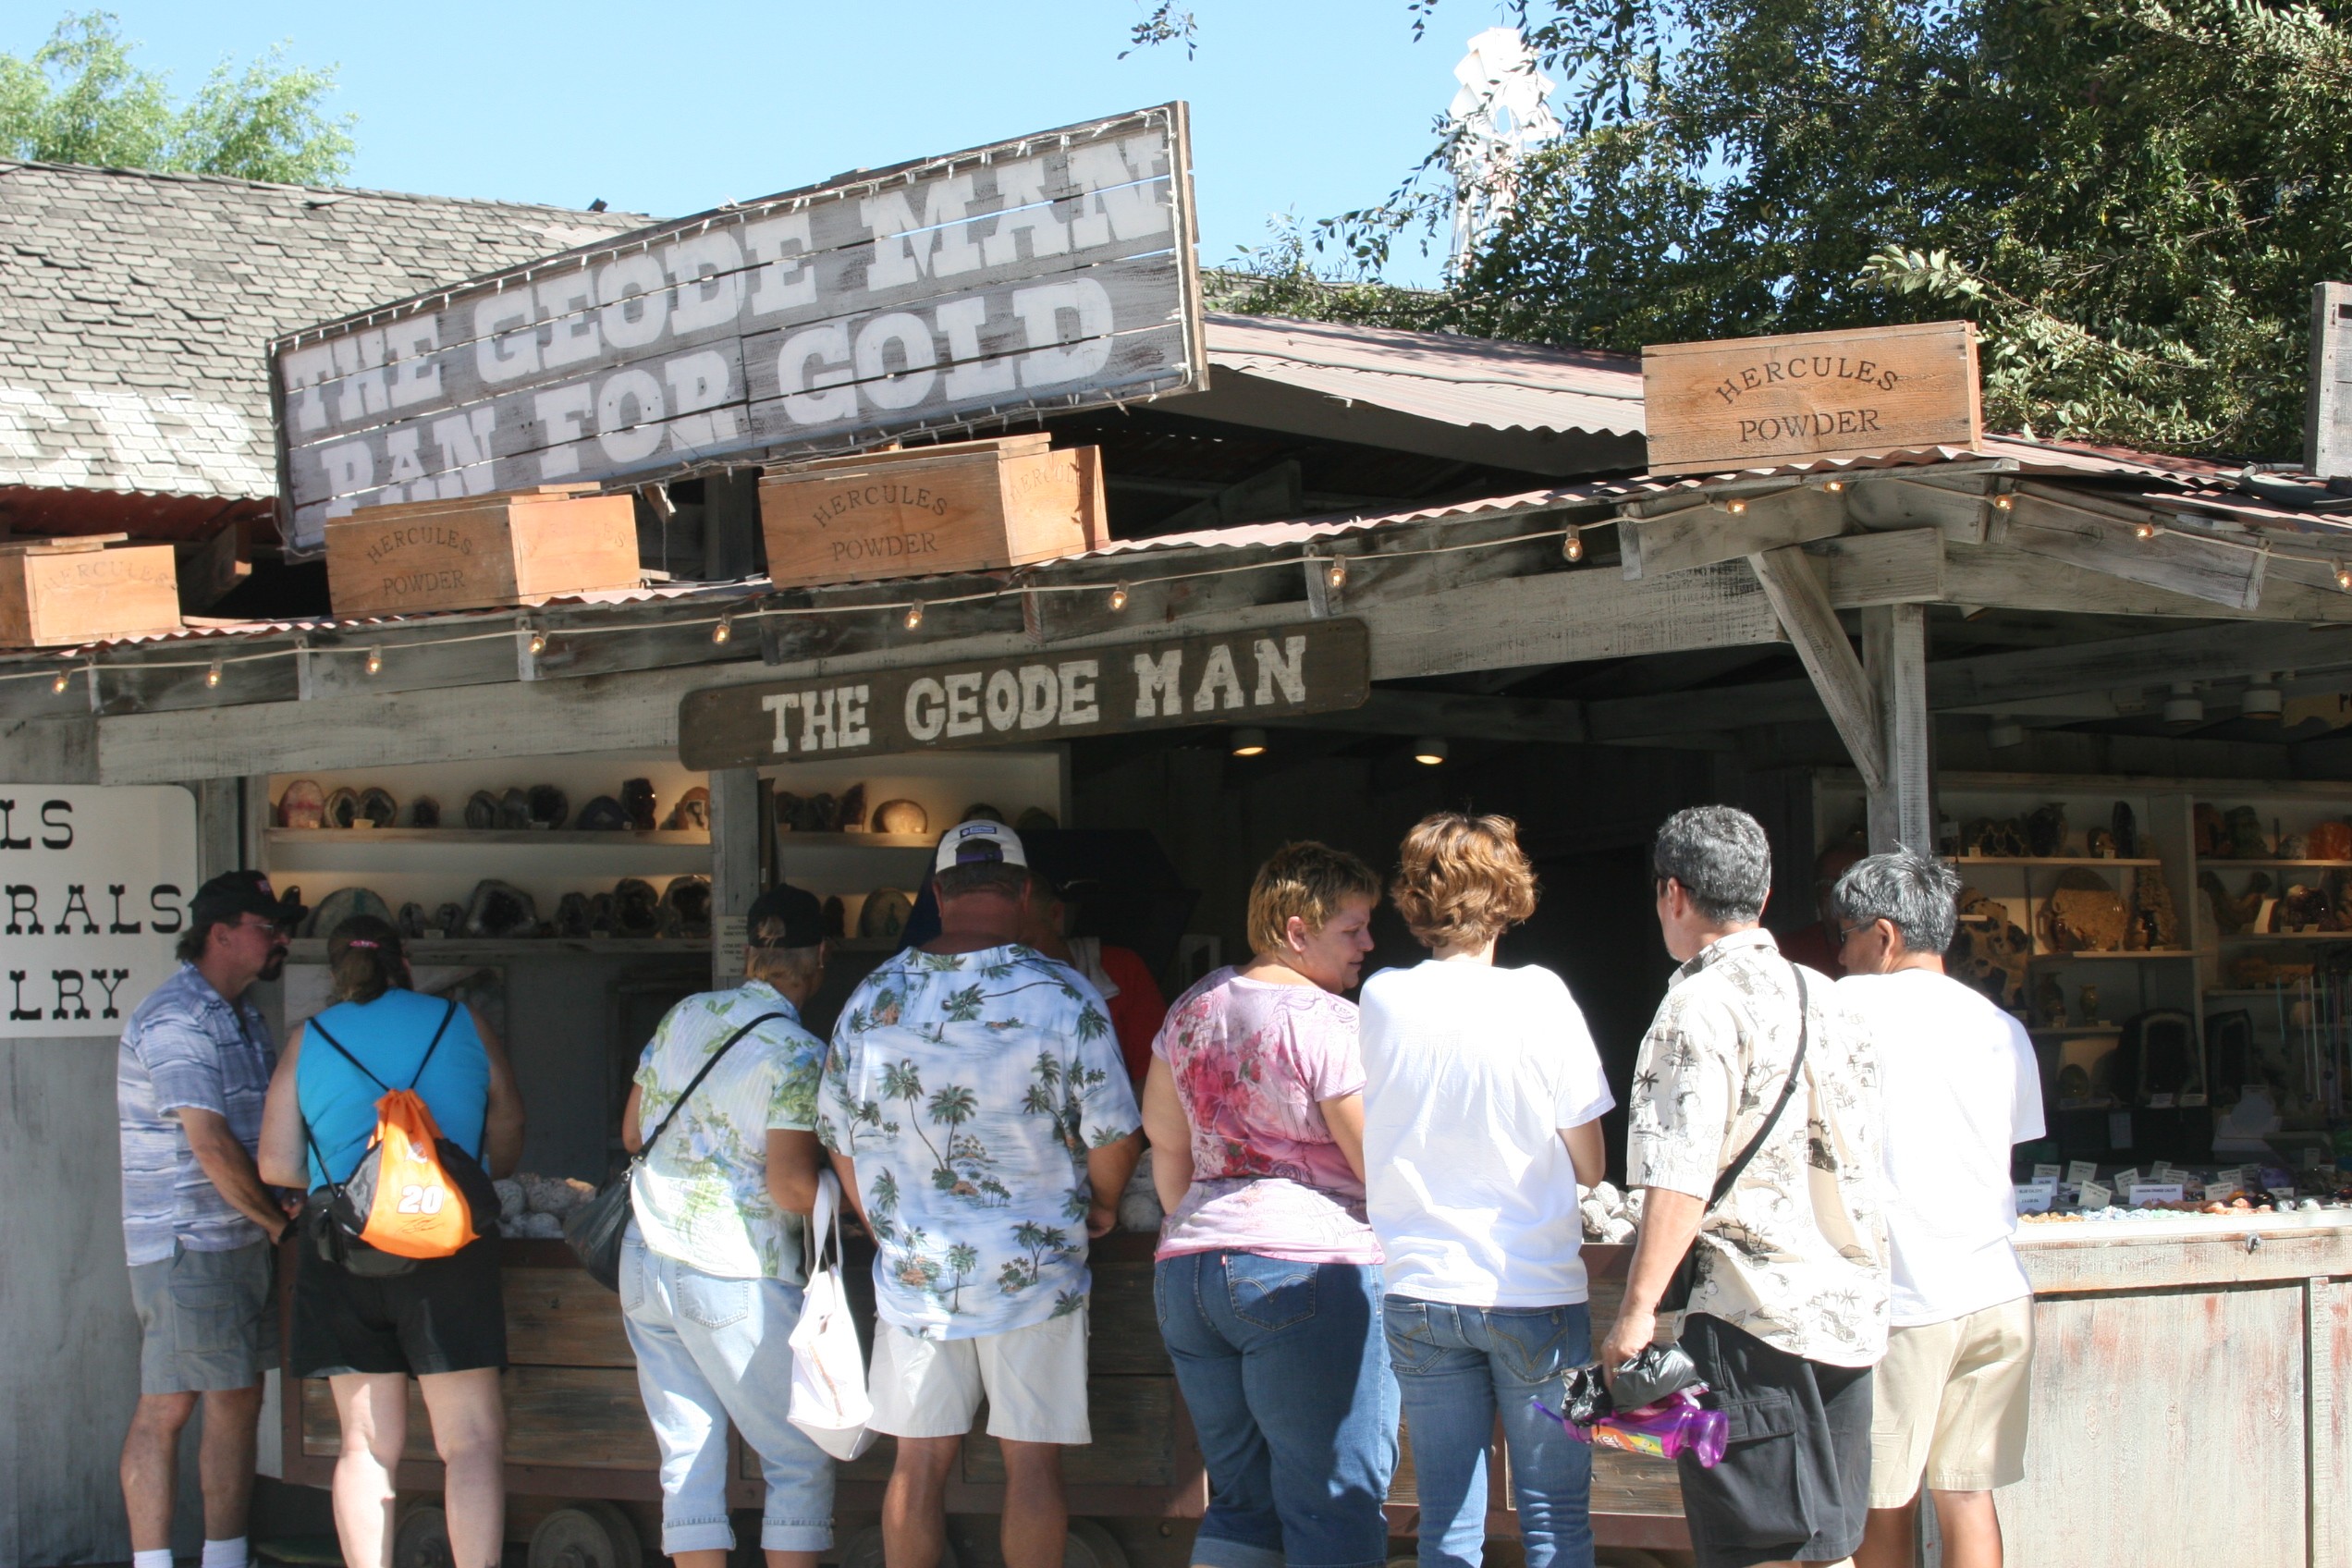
[
  {"xmin": 759, "ymin": 435, "xmax": 1106, "ymax": 589},
  {"xmin": 0, "ymin": 533, "xmax": 182, "ymax": 647},
  {"xmin": 323, "ymin": 485, "xmax": 640, "ymax": 618}
]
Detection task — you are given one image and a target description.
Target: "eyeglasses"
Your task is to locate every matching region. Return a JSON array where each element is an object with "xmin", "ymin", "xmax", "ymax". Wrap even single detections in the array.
[
  {"xmin": 231, "ymin": 914, "xmax": 292, "ymax": 939},
  {"xmin": 1837, "ymin": 921, "xmax": 1880, "ymax": 944}
]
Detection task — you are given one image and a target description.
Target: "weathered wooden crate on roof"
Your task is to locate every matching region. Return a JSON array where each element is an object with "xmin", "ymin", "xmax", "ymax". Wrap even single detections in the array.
[
  {"xmin": 0, "ymin": 533, "xmax": 182, "ymax": 648},
  {"xmin": 759, "ymin": 435, "xmax": 1108, "ymax": 590},
  {"xmin": 323, "ymin": 485, "xmax": 640, "ymax": 618}
]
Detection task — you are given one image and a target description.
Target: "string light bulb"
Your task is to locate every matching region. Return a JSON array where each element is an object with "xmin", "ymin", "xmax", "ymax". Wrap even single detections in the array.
[
  {"xmin": 904, "ymin": 601, "xmax": 925, "ymax": 631},
  {"xmin": 1109, "ymin": 582, "xmax": 1129, "ymax": 611},
  {"xmin": 1324, "ymin": 557, "xmax": 1347, "ymax": 590},
  {"xmin": 527, "ymin": 626, "xmax": 548, "ymax": 656},
  {"xmin": 205, "ymin": 657, "xmax": 222, "ymax": 689},
  {"xmin": 711, "ymin": 614, "xmax": 732, "ymax": 645},
  {"xmin": 50, "ymin": 668, "xmax": 69, "ymax": 694},
  {"xmin": 1991, "ymin": 493, "xmax": 2015, "ymax": 511},
  {"xmin": 2334, "ymin": 560, "xmax": 2351, "ymax": 592},
  {"xmin": 364, "ymin": 645, "xmax": 384, "ymax": 676},
  {"xmin": 2133, "ymin": 519, "xmax": 2159, "ymax": 542},
  {"xmin": 1562, "ymin": 525, "xmax": 1584, "ymax": 563},
  {"xmin": 1822, "ymin": 479, "xmax": 1844, "ymax": 493}
]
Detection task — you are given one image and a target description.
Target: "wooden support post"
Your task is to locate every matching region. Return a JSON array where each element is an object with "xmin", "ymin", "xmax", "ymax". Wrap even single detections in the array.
[
  {"xmin": 189, "ymin": 778, "xmax": 240, "ymax": 880},
  {"xmin": 1747, "ymin": 546, "xmax": 1886, "ymax": 795},
  {"xmin": 708, "ymin": 766, "xmax": 760, "ymax": 988},
  {"xmin": 1863, "ymin": 603, "xmax": 1932, "ymax": 852}
]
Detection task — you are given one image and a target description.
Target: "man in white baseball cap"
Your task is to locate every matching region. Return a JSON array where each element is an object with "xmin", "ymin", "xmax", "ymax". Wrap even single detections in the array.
[{"xmin": 819, "ymin": 820, "xmax": 1142, "ymax": 1568}]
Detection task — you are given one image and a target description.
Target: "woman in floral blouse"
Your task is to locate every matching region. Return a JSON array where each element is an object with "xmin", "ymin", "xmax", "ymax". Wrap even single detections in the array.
[{"xmin": 1141, "ymin": 841, "xmax": 1397, "ymax": 1568}]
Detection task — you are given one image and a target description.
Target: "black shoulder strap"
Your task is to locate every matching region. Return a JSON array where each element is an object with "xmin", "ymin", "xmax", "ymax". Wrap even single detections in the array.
[
  {"xmin": 304, "ymin": 1016, "xmax": 387, "ymax": 1094},
  {"xmin": 407, "ymin": 999, "xmax": 460, "ymax": 1089},
  {"xmin": 638, "ymin": 1012, "xmax": 786, "ymax": 1161},
  {"xmin": 1705, "ymin": 969, "xmax": 1810, "ymax": 1213}
]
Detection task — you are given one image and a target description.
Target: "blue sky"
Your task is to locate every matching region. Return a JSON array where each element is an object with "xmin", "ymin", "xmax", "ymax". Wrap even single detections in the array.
[{"xmin": 15, "ymin": 2, "xmax": 1509, "ymax": 286}]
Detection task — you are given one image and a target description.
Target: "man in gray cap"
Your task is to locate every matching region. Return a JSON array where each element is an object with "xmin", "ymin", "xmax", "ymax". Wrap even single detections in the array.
[
  {"xmin": 821, "ymin": 821, "xmax": 1142, "ymax": 1568},
  {"xmin": 117, "ymin": 868, "xmax": 303, "ymax": 1568},
  {"xmin": 619, "ymin": 883, "xmax": 840, "ymax": 1568}
]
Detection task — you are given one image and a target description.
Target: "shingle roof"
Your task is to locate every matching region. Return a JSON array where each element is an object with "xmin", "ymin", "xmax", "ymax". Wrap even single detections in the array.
[{"xmin": 0, "ymin": 160, "xmax": 643, "ymax": 504}]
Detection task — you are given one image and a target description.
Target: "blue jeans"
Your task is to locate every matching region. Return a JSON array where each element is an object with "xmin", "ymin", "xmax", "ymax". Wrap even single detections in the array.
[
  {"xmin": 1156, "ymin": 1251, "xmax": 1399, "ymax": 1568},
  {"xmin": 1383, "ymin": 1297, "xmax": 1595, "ymax": 1568},
  {"xmin": 620, "ymin": 1232, "xmax": 835, "ymax": 1554}
]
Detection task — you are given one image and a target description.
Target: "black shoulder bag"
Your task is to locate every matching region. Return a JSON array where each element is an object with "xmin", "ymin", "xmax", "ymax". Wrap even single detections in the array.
[
  {"xmin": 565, "ymin": 1012, "xmax": 784, "ymax": 1290},
  {"xmin": 1658, "ymin": 970, "xmax": 1809, "ymax": 1315}
]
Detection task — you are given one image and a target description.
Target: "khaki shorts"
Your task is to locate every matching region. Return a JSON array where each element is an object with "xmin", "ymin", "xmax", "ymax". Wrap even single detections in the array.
[
  {"xmin": 1869, "ymin": 1295, "xmax": 2035, "ymax": 1506},
  {"xmin": 130, "ymin": 1240, "xmax": 279, "ymax": 1395},
  {"xmin": 867, "ymin": 1308, "xmax": 1091, "ymax": 1445}
]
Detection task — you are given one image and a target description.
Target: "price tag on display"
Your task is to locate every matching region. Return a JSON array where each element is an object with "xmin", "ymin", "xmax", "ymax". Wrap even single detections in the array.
[
  {"xmin": 2067, "ymin": 1160, "xmax": 2100, "ymax": 1184},
  {"xmin": 2128, "ymin": 1183, "xmax": 2186, "ymax": 1206},
  {"xmin": 2112, "ymin": 1168, "xmax": 2141, "ymax": 1191},
  {"xmin": 2032, "ymin": 1162, "xmax": 2063, "ymax": 1181},
  {"xmin": 2209, "ymin": 1167, "xmax": 2245, "ymax": 1196},
  {"xmin": 2077, "ymin": 1181, "xmax": 2113, "ymax": 1210},
  {"xmin": 2015, "ymin": 1182, "xmax": 2057, "ymax": 1214}
]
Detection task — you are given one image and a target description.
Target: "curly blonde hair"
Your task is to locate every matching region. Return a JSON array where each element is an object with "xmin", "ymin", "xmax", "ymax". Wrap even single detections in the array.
[
  {"xmin": 1244, "ymin": 841, "xmax": 1381, "ymax": 957},
  {"xmin": 1391, "ymin": 812, "xmax": 1538, "ymax": 949}
]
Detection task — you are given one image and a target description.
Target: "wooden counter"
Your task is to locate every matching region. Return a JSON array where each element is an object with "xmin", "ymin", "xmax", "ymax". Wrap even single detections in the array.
[{"xmin": 277, "ymin": 1219, "xmax": 2352, "ymax": 1564}]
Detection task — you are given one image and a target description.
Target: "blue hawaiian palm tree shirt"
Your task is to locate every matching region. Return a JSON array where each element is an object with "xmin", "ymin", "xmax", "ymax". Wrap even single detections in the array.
[{"xmin": 819, "ymin": 942, "xmax": 1140, "ymax": 1339}]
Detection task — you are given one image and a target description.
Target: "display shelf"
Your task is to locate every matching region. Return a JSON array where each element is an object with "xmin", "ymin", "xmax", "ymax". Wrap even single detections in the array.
[
  {"xmin": 770, "ymin": 832, "xmax": 936, "ymax": 850},
  {"xmin": 2199, "ymin": 859, "xmax": 2352, "ymax": 870},
  {"xmin": 2029, "ymin": 1025, "xmax": 2124, "ymax": 1037},
  {"xmin": 2205, "ymin": 986, "xmax": 2324, "ymax": 997},
  {"xmin": 266, "ymin": 826, "xmax": 713, "ymax": 878},
  {"xmin": 1954, "ymin": 856, "xmax": 2163, "ymax": 868},
  {"xmin": 2212, "ymin": 931, "xmax": 2352, "ymax": 942},
  {"xmin": 285, "ymin": 937, "xmax": 708, "ymax": 962},
  {"xmin": 268, "ymin": 827, "xmax": 709, "ymax": 848},
  {"xmin": 2027, "ymin": 949, "xmax": 2199, "ymax": 962}
]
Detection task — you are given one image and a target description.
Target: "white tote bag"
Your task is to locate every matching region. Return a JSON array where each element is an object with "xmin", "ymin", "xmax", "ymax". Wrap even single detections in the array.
[{"xmin": 788, "ymin": 1170, "xmax": 877, "ymax": 1460}]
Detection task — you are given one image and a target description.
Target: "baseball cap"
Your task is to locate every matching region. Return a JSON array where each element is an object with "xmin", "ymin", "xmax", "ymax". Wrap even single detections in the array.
[
  {"xmin": 188, "ymin": 869, "xmax": 306, "ymax": 933},
  {"xmin": 745, "ymin": 884, "xmax": 827, "ymax": 948},
  {"xmin": 934, "ymin": 819, "xmax": 1028, "ymax": 874}
]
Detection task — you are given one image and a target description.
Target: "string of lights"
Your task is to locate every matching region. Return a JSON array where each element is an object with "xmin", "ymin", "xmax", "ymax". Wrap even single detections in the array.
[
  {"xmin": 0, "ymin": 515, "xmax": 1615, "ymax": 692},
  {"xmin": 9, "ymin": 480, "xmax": 2351, "ymax": 696}
]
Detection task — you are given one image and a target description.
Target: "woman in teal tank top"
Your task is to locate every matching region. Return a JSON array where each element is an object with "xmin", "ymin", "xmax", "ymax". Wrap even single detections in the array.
[{"xmin": 259, "ymin": 914, "xmax": 524, "ymax": 1568}]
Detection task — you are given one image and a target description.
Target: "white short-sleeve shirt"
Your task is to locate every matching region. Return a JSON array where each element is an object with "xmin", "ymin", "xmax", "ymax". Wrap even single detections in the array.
[
  {"xmin": 1359, "ymin": 961, "xmax": 1615, "ymax": 1307},
  {"xmin": 1840, "ymin": 967, "xmax": 2045, "ymax": 1327}
]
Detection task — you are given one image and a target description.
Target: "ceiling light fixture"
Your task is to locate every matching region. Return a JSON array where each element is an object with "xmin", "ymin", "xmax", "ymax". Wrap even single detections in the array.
[
  {"xmin": 2162, "ymin": 683, "xmax": 2204, "ymax": 725},
  {"xmin": 1230, "ymin": 727, "xmax": 1268, "ymax": 758},
  {"xmin": 1987, "ymin": 716, "xmax": 2025, "ymax": 749},
  {"xmin": 2241, "ymin": 675, "xmax": 2284, "ymax": 720},
  {"xmin": 1413, "ymin": 736, "xmax": 1449, "ymax": 766}
]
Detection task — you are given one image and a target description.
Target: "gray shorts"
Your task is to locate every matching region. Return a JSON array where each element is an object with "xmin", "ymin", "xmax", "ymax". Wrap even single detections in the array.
[{"xmin": 129, "ymin": 1241, "xmax": 279, "ymax": 1395}]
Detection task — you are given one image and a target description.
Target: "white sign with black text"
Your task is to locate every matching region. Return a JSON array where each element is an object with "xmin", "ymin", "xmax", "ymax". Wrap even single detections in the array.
[{"xmin": 0, "ymin": 786, "xmax": 196, "ymax": 1038}]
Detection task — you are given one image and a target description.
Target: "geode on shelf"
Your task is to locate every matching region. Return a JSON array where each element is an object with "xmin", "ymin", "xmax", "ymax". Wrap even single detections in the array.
[{"xmin": 462, "ymin": 879, "xmax": 540, "ymax": 938}]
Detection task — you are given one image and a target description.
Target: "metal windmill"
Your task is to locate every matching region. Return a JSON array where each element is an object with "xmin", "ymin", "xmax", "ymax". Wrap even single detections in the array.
[{"xmin": 1446, "ymin": 26, "xmax": 1561, "ymax": 276}]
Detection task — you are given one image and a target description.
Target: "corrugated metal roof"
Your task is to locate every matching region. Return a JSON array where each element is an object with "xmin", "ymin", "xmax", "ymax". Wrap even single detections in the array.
[{"xmin": 1202, "ymin": 312, "xmax": 1646, "ymax": 438}]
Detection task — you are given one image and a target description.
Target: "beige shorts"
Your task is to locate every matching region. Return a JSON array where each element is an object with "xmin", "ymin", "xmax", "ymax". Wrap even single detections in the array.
[
  {"xmin": 1869, "ymin": 1295, "xmax": 2035, "ymax": 1507},
  {"xmin": 867, "ymin": 1308, "xmax": 1091, "ymax": 1445}
]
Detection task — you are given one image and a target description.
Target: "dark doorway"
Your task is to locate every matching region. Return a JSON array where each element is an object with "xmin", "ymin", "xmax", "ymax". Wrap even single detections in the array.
[{"xmin": 1500, "ymin": 845, "xmax": 1674, "ymax": 1184}]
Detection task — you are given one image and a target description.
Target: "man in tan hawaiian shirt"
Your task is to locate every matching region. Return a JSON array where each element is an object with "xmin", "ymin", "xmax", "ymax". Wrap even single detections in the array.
[{"xmin": 1599, "ymin": 805, "xmax": 1888, "ymax": 1568}]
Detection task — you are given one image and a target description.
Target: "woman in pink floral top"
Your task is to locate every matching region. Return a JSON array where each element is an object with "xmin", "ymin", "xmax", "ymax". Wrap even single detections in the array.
[{"xmin": 1142, "ymin": 842, "xmax": 1397, "ymax": 1568}]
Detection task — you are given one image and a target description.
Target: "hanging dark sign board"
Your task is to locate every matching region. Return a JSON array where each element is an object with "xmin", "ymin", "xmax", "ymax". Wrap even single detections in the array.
[
  {"xmin": 269, "ymin": 104, "xmax": 1205, "ymax": 553},
  {"xmin": 678, "ymin": 619, "xmax": 1368, "ymax": 769}
]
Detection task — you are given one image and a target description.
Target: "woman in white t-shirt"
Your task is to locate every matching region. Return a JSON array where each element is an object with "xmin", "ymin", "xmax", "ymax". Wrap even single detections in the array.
[{"xmin": 1360, "ymin": 814, "xmax": 1615, "ymax": 1568}]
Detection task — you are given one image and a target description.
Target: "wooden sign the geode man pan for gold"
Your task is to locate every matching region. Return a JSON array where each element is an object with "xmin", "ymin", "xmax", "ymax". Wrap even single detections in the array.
[{"xmin": 678, "ymin": 619, "xmax": 1368, "ymax": 768}]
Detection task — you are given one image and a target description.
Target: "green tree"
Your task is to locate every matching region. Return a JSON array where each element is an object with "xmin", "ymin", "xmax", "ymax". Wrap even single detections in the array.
[
  {"xmin": 0, "ymin": 10, "xmax": 353, "ymax": 184},
  {"xmin": 1186, "ymin": 0, "xmax": 2352, "ymax": 460}
]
